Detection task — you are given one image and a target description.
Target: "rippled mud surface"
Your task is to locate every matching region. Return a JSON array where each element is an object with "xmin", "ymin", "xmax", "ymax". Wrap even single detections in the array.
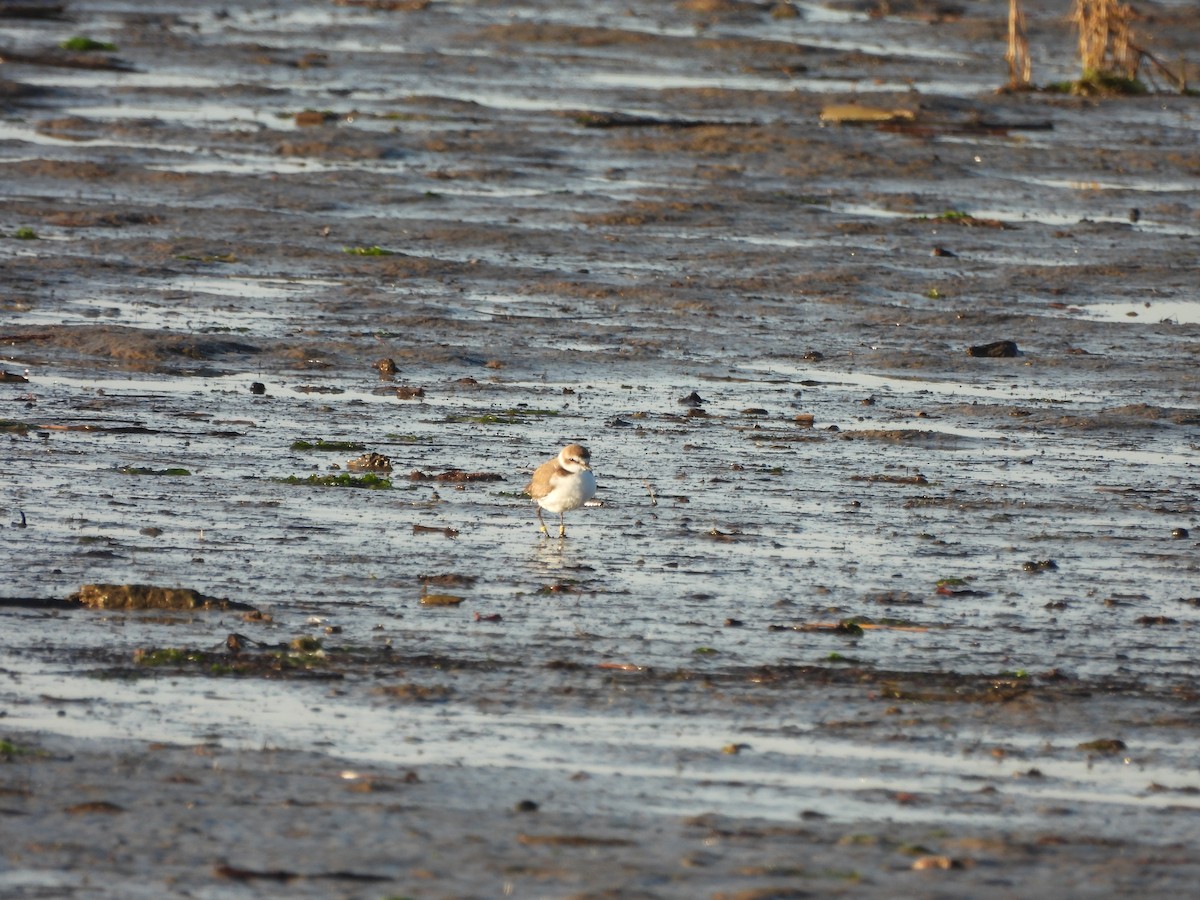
[{"xmin": 3, "ymin": 0, "xmax": 1200, "ymax": 896}]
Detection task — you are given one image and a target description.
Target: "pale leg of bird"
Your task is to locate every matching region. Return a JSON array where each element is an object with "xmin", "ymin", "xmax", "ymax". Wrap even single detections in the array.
[
  {"xmin": 536, "ymin": 506, "xmax": 549, "ymax": 535},
  {"xmin": 558, "ymin": 512, "xmax": 567, "ymax": 539}
]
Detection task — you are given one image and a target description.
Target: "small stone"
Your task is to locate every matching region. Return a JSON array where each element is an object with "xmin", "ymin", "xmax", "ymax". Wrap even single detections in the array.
[
  {"xmin": 1171, "ymin": 527, "xmax": 1189, "ymax": 539},
  {"xmin": 911, "ymin": 855, "xmax": 963, "ymax": 870},
  {"xmin": 678, "ymin": 391, "xmax": 704, "ymax": 407},
  {"xmin": 514, "ymin": 799, "xmax": 539, "ymax": 813},
  {"xmin": 931, "ymin": 246, "xmax": 957, "ymax": 257},
  {"xmin": 249, "ymin": 382, "xmax": 266, "ymax": 395}
]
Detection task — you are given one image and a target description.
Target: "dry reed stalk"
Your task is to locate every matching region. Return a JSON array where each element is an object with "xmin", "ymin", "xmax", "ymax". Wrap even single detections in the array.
[{"xmin": 1005, "ymin": 0, "xmax": 1032, "ymax": 89}]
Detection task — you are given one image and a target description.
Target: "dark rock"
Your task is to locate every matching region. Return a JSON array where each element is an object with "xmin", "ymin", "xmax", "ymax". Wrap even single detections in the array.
[{"xmin": 968, "ymin": 340, "xmax": 1019, "ymax": 358}]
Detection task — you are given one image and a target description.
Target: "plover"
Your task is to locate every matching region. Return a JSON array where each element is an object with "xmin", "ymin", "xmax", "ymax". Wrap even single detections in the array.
[{"xmin": 525, "ymin": 443, "xmax": 596, "ymax": 538}]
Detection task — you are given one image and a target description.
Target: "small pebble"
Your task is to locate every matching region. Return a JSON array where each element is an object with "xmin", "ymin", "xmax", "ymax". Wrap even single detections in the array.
[
  {"xmin": 249, "ymin": 382, "xmax": 266, "ymax": 395},
  {"xmin": 1171, "ymin": 527, "xmax": 1189, "ymax": 539}
]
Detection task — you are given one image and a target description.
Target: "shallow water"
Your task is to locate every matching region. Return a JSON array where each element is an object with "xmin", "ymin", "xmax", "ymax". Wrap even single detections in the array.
[{"xmin": 3, "ymin": 0, "xmax": 1200, "ymax": 865}]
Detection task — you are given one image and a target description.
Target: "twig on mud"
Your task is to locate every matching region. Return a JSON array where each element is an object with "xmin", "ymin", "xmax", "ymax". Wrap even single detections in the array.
[{"xmin": 643, "ymin": 481, "xmax": 658, "ymax": 507}]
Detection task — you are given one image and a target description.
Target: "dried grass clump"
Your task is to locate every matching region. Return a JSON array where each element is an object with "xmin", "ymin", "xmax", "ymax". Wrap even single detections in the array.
[
  {"xmin": 1069, "ymin": 0, "xmax": 1188, "ymax": 93},
  {"xmin": 1072, "ymin": 0, "xmax": 1138, "ymax": 79},
  {"xmin": 1002, "ymin": 0, "xmax": 1188, "ymax": 94}
]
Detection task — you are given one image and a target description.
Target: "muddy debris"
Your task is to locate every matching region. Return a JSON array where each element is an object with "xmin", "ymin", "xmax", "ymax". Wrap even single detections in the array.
[
  {"xmin": 1137, "ymin": 615, "xmax": 1178, "ymax": 626},
  {"xmin": 408, "ymin": 469, "xmax": 503, "ymax": 482},
  {"xmin": 71, "ymin": 583, "xmax": 259, "ymax": 613},
  {"xmin": 412, "ymin": 523, "xmax": 458, "ymax": 538},
  {"xmin": 1077, "ymin": 738, "xmax": 1127, "ymax": 754},
  {"xmin": 294, "ymin": 110, "xmax": 337, "ymax": 127},
  {"xmin": 820, "ymin": 103, "xmax": 916, "ymax": 125},
  {"xmin": 347, "ymin": 452, "xmax": 392, "ymax": 472},
  {"xmin": 967, "ymin": 340, "xmax": 1020, "ymax": 358},
  {"xmin": 373, "ymin": 682, "xmax": 454, "ymax": 702},
  {"xmin": 420, "ymin": 594, "xmax": 465, "ymax": 607}
]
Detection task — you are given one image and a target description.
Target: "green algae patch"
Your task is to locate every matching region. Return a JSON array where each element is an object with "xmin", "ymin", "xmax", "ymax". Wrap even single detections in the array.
[
  {"xmin": 60, "ymin": 36, "xmax": 118, "ymax": 52},
  {"xmin": 118, "ymin": 465, "xmax": 192, "ymax": 476},
  {"xmin": 133, "ymin": 645, "xmax": 331, "ymax": 677},
  {"xmin": 175, "ymin": 252, "xmax": 237, "ymax": 263},
  {"xmin": 343, "ymin": 245, "xmax": 395, "ymax": 256},
  {"xmin": 13, "ymin": 227, "xmax": 39, "ymax": 240},
  {"xmin": 291, "ymin": 438, "xmax": 367, "ymax": 452},
  {"xmin": 276, "ymin": 472, "xmax": 392, "ymax": 489},
  {"xmin": 0, "ymin": 738, "xmax": 45, "ymax": 759},
  {"xmin": 134, "ymin": 647, "xmax": 209, "ymax": 666},
  {"xmin": 448, "ymin": 408, "xmax": 560, "ymax": 425},
  {"xmin": 916, "ymin": 210, "xmax": 1005, "ymax": 229},
  {"xmin": 1050, "ymin": 70, "xmax": 1147, "ymax": 96}
]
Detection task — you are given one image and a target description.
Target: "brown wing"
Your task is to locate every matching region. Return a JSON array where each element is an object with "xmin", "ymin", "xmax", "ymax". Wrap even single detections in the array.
[{"xmin": 525, "ymin": 457, "xmax": 565, "ymax": 498}]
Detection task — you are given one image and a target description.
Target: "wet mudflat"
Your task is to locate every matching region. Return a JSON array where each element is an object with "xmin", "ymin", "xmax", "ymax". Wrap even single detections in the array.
[{"xmin": 2, "ymin": 0, "xmax": 1200, "ymax": 896}]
